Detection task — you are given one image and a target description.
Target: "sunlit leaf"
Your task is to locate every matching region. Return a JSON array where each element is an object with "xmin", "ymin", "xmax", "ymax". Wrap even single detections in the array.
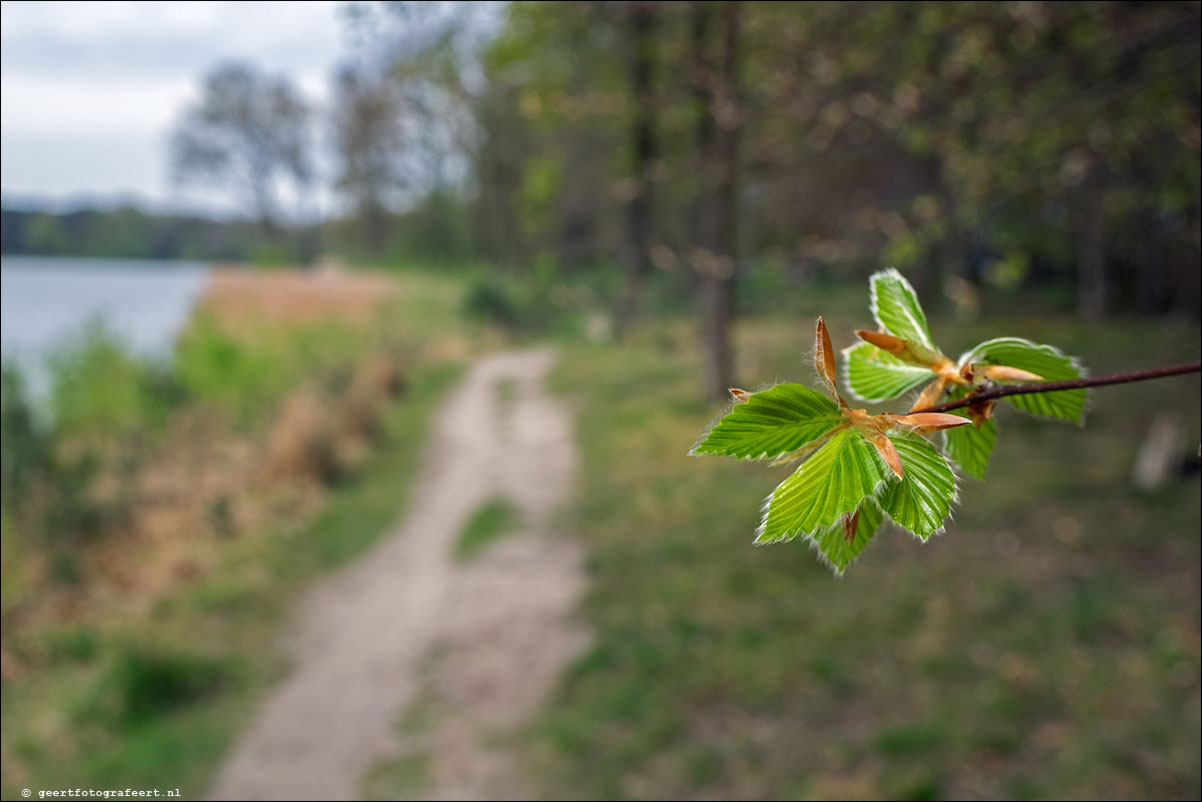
[
  {"xmin": 869, "ymin": 268, "xmax": 937, "ymax": 350},
  {"xmin": 690, "ymin": 383, "xmax": 844, "ymax": 461},
  {"xmin": 959, "ymin": 337, "xmax": 1085, "ymax": 423},
  {"xmin": 809, "ymin": 498, "xmax": 885, "ymax": 575},
  {"xmin": 943, "ymin": 416, "xmax": 997, "ymax": 480},
  {"xmin": 756, "ymin": 427, "xmax": 888, "ymax": 543},
  {"xmin": 877, "ymin": 431, "xmax": 957, "ymax": 540},
  {"xmin": 844, "ymin": 341, "xmax": 932, "ymax": 401}
]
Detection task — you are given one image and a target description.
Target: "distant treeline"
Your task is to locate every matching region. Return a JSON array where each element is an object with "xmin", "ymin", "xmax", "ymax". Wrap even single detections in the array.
[
  {"xmin": 0, "ymin": 195, "xmax": 475, "ymax": 267},
  {"xmin": 0, "ymin": 205, "xmax": 273, "ymax": 263}
]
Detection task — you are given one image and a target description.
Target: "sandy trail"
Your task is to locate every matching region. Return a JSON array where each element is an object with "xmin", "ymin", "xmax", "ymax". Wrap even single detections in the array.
[{"xmin": 207, "ymin": 347, "xmax": 588, "ymax": 801}]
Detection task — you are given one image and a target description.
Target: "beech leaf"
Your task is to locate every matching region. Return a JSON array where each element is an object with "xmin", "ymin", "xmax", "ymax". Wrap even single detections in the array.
[
  {"xmin": 869, "ymin": 268, "xmax": 938, "ymax": 351},
  {"xmin": 756, "ymin": 427, "xmax": 888, "ymax": 543},
  {"xmin": 944, "ymin": 415, "xmax": 997, "ymax": 480},
  {"xmin": 690, "ymin": 383, "xmax": 844, "ymax": 461},
  {"xmin": 809, "ymin": 499, "xmax": 885, "ymax": 574},
  {"xmin": 959, "ymin": 337, "xmax": 1085, "ymax": 423},
  {"xmin": 877, "ymin": 431, "xmax": 958, "ymax": 540},
  {"xmin": 844, "ymin": 341, "xmax": 933, "ymax": 402}
]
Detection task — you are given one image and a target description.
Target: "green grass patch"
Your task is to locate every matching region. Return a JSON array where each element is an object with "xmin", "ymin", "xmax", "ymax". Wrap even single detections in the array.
[
  {"xmin": 361, "ymin": 751, "xmax": 430, "ymax": 801},
  {"xmin": 531, "ymin": 300, "xmax": 1201, "ymax": 800},
  {"xmin": 875, "ymin": 721, "xmax": 948, "ymax": 757},
  {"xmin": 454, "ymin": 497, "xmax": 519, "ymax": 562},
  {"xmin": 48, "ymin": 320, "xmax": 179, "ymax": 439}
]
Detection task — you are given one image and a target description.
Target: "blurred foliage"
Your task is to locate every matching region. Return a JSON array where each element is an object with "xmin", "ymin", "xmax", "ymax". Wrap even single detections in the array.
[
  {"xmin": 1, "ymin": 366, "xmax": 52, "ymax": 504},
  {"xmin": 6, "ymin": 2, "xmax": 1196, "ymax": 320},
  {"xmin": 93, "ymin": 647, "xmax": 236, "ymax": 729},
  {"xmin": 0, "ymin": 271, "xmax": 474, "ymax": 799},
  {"xmin": 0, "ymin": 206, "xmax": 289, "ymax": 262},
  {"xmin": 173, "ymin": 315, "xmax": 289, "ymax": 425},
  {"xmin": 471, "ymin": 0, "xmax": 1199, "ymax": 317},
  {"xmin": 170, "ymin": 62, "xmax": 314, "ymax": 236},
  {"xmin": 2, "ymin": 326, "xmax": 176, "ymax": 555},
  {"xmin": 461, "ymin": 270, "xmax": 574, "ymax": 334},
  {"xmin": 173, "ymin": 312, "xmax": 386, "ymax": 426},
  {"xmin": 48, "ymin": 321, "xmax": 178, "ymax": 441}
]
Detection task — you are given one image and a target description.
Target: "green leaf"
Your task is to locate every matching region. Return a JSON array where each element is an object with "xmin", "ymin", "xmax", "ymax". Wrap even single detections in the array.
[
  {"xmin": 870, "ymin": 268, "xmax": 937, "ymax": 351},
  {"xmin": 943, "ymin": 417, "xmax": 997, "ymax": 480},
  {"xmin": 809, "ymin": 498, "xmax": 885, "ymax": 575},
  {"xmin": 690, "ymin": 383, "xmax": 843, "ymax": 461},
  {"xmin": 757, "ymin": 427, "xmax": 887, "ymax": 543},
  {"xmin": 959, "ymin": 337, "xmax": 1085, "ymax": 423},
  {"xmin": 844, "ymin": 341, "xmax": 933, "ymax": 402},
  {"xmin": 939, "ymin": 387, "xmax": 997, "ymax": 479},
  {"xmin": 878, "ymin": 431, "xmax": 957, "ymax": 540}
]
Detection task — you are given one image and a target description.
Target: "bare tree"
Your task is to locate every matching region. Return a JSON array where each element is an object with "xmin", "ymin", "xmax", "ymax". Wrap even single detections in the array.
[
  {"xmin": 331, "ymin": 66, "xmax": 408, "ymax": 254},
  {"xmin": 170, "ymin": 62, "xmax": 313, "ymax": 233}
]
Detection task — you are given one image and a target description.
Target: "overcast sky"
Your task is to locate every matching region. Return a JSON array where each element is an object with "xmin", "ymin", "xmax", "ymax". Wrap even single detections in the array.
[{"xmin": 1, "ymin": 0, "xmax": 351, "ymax": 215}]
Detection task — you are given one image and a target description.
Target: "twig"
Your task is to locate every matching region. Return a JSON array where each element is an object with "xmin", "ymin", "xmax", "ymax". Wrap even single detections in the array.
[{"xmin": 912, "ymin": 362, "xmax": 1202, "ymax": 415}]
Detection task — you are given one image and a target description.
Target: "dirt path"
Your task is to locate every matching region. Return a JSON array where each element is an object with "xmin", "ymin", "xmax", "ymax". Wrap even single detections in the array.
[{"xmin": 207, "ymin": 347, "xmax": 588, "ymax": 801}]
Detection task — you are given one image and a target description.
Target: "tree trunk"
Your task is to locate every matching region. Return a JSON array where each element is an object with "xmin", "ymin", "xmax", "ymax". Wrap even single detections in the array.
[
  {"xmin": 1134, "ymin": 213, "xmax": 1163, "ymax": 316},
  {"xmin": 695, "ymin": 1, "xmax": 742, "ymax": 401},
  {"xmin": 1077, "ymin": 212, "xmax": 1107, "ymax": 320},
  {"xmin": 363, "ymin": 199, "xmax": 389, "ymax": 256},
  {"xmin": 615, "ymin": 1, "xmax": 659, "ymax": 337}
]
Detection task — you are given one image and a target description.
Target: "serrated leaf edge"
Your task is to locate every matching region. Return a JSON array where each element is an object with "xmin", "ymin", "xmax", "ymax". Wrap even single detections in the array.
[
  {"xmin": 804, "ymin": 497, "xmax": 886, "ymax": 577},
  {"xmin": 752, "ymin": 432, "xmax": 895, "ymax": 545},
  {"xmin": 840, "ymin": 341, "xmax": 933, "ymax": 403},
  {"xmin": 877, "ymin": 431, "xmax": 961, "ymax": 542},
  {"xmin": 956, "ymin": 337, "xmax": 1090, "ymax": 426},
  {"xmin": 687, "ymin": 382, "xmax": 843, "ymax": 460},
  {"xmin": 751, "ymin": 429, "xmax": 959, "ymax": 545},
  {"xmin": 869, "ymin": 267, "xmax": 936, "ymax": 350}
]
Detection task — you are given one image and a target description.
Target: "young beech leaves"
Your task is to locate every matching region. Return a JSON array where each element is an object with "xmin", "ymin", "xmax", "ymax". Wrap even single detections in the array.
[
  {"xmin": 845, "ymin": 269, "xmax": 1085, "ymax": 477},
  {"xmin": 692, "ymin": 317, "xmax": 968, "ymax": 574},
  {"xmin": 692, "ymin": 269, "xmax": 1090, "ymax": 574}
]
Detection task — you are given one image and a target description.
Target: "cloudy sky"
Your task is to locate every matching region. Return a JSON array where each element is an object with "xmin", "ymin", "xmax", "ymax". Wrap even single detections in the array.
[{"xmin": 1, "ymin": 1, "xmax": 352, "ymax": 215}]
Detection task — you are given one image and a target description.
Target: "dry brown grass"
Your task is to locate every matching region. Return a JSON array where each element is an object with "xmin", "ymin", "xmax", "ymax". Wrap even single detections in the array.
[
  {"xmin": 339, "ymin": 353, "xmax": 406, "ymax": 437},
  {"xmin": 42, "ymin": 351, "xmax": 408, "ymax": 624},
  {"xmin": 263, "ymin": 390, "xmax": 342, "ymax": 484},
  {"xmin": 1, "ymin": 268, "xmax": 419, "ymax": 683},
  {"xmin": 201, "ymin": 266, "xmax": 399, "ymax": 332},
  {"xmin": 262, "ymin": 351, "xmax": 406, "ymax": 482}
]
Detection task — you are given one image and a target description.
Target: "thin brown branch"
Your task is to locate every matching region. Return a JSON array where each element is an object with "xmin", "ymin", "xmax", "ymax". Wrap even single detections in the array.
[{"xmin": 912, "ymin": 362, "xmax": 1202, "ymax": 415}]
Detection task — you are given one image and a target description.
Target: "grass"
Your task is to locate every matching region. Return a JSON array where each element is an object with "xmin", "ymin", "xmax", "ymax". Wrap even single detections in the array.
[
  {"xmin": 534, "ymin": 295, "xmax": 1201, "ymax": 800},
  {"xmin": 4, "ymin": 265, "xmax": 1199, "ymax": 799},
  {"xmin": 0, "ymin": 269, "xmax": 473, "ymax": 799},
  {"xmin": 455, "ymin": 498, "xmax": 519, "ymax": 561}
]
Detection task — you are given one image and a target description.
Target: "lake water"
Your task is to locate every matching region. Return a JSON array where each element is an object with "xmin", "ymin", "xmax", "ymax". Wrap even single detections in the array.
[{"xmin": 0, "ymin": 255, "xmax": 211, "ymax": 396}]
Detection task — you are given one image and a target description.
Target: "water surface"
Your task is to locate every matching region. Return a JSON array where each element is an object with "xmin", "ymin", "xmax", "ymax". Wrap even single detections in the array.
[{"xmin": 0, "ymin": 255, "xmax": 211, "ymax": 395}]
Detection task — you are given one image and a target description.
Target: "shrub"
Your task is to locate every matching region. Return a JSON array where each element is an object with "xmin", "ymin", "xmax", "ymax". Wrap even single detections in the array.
[
  {"xmin": 48, "ymin": 322, "xmax": 175, "ymax": 440},
  {"xmin": 0, "ymin": 365, "xmax": 52, "ymax": 502},
  {"xmin": 91, "ymin": 647, "xmax": 232, "ymax": 728}
]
